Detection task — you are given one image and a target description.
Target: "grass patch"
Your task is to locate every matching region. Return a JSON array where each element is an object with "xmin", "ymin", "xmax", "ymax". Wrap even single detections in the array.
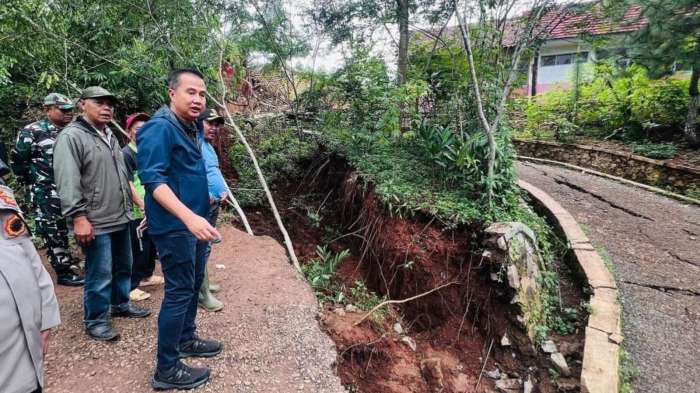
[
  {"xmin": 594, "ymin": 244, "xmax": 616, "ymax": 274},
  {"xmin": 619, "ymin": 347, "xmax": 639, "ymax": 393},
  {"xmin": 632, "ymin": 142, "xmax": 678, "ymax": 160}
]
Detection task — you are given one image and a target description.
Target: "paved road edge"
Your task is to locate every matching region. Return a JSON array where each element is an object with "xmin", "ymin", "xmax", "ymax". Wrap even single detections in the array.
[
  {"xmin": 517, "ymin": 155, "xmax": 700, "ymax": 206},
  {"xmin": 518, "ymin": 179, "xmax": 622, "ymax": 393}
]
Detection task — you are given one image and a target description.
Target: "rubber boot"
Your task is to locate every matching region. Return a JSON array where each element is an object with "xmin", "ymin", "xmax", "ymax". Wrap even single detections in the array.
[
  {"xmin": 209, "ymin": 282, "xmax": 221, "ymax": 293},
  {"xmin": 198, "ymin": 267, "xmax": 223, "ymax": 312}
]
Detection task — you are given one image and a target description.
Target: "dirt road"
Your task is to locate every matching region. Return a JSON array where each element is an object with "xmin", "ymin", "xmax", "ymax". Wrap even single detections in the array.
[
  {"xmin": 518, "ymin": 161, "xmax": 700, "ymax": 393},
  {"xmin": 43, "ymin": 226, "xmax": 346, "ymax": 393}
]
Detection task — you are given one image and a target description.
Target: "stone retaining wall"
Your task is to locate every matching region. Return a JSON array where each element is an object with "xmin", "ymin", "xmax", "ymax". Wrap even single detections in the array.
[
  {"xmin": 514, "ymin": 139, "xmax": 699, "ymax": 192},
  {"xmin": 519, "ymin": 180, "xmax": 622, "ymax": 393}
]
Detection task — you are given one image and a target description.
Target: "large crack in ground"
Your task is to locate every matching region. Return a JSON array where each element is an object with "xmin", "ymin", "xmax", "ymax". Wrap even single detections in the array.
[
  {"xmin": 668, "ymin": 251, "xmax": 700, "ymax": 269},
  {"xmin": 621, "ymin": 280, "xmax": 700, "ymax": 297},
  {"xmin": 551, "ymin": 177, "xmax": 655, "ymax": 221},
  {"xmin": 520, "ymin": 162, "xmax": 656, "ymax": 221}
]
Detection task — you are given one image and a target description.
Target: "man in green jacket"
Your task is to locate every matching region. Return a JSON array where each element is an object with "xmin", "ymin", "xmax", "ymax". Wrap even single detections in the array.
[{"xmin": 53, "ymin": 86, "xmax": 150, "ymax": 342}]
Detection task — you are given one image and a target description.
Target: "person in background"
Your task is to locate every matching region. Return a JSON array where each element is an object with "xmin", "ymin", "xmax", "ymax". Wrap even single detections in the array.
[
  {"xmin": 53, "ymin": 86, "xmax": 150, "ymax": 342},
  {"xmin": 0, "ymin": 150, "xmax": 61, "ymax": 393},
  {"xmin": 196, "ymin": 108, "xmax": 227, "ymax": 312},
  {"xmin": 121, "ymin": 112, "xmax": 164, "ymax": 302},
  {"xmin": 11, "ymin": 93, "xmax": 84, "ymax": 287},
  {"xmin": 137, "ymin": 69, "xmax": 222, "ymax": 390}
]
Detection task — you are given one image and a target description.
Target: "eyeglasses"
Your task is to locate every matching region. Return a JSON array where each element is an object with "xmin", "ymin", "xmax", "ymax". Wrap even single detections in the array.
[{"xmin": 58, "ymin": 107, "xmax": 74, "ymax": 113}]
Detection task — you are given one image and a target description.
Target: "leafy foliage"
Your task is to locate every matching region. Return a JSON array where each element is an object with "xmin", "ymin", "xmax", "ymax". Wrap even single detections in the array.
[
  {"xmin": 632, "ymin": 142, "xmax": 678, "ymax": 159},
  {"xmin": 302, "ymin": 245, "xmax": 350, "ymax": 302},
  {"xmin": 514, "ymin": 63, "xmax": 690, "ymax": 142},
  {"xmin": 229, "ymin": 118, "xmax": 319, "ymax": 206}
]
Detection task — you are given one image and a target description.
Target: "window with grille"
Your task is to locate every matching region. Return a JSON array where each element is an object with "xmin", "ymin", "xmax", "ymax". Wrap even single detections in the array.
[{"xmin": 541, "ymin": 52, "xmax": 588, "ymax": 66}]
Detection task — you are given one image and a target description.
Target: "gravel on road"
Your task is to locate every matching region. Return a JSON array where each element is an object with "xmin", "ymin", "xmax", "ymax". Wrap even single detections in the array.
[{"xmin": 44, "ymin": 226, "xmax": 347, "ymax": 393}]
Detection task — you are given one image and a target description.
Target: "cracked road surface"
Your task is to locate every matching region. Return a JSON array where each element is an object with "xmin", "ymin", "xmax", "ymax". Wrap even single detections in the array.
[{"xmin": 518, "ymin": 161, "xmax": 699, "ymax": 393}]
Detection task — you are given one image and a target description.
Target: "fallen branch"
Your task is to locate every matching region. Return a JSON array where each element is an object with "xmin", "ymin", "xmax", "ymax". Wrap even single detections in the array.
[
  {"xmin": 475, "ymin": 338, "xmax": 495, "ymax": 389},
  {"xmin": 354, "ymin": 281, "xmax": 458, "ymax": 326},
  {"xmin": 223, "ymin": 181, "xmax": 254, "ymax": 236},
  {"xmin": 206, "ymin": 43, "xmax": 301, "ymax": 273}
]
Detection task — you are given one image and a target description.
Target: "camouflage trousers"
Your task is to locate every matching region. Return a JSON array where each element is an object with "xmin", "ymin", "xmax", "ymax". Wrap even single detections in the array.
[{"xmin": 30, "ymin": 186, "xmax": 78, "ymax": 276}]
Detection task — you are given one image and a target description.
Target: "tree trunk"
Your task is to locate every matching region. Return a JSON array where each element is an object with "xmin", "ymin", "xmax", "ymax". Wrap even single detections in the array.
[
  {"xmin": 685, "ymin": 66, "xmax": 699, "ymax": 148},
  {"xmin": 397, "ymin": 0, "xmax": 410, "ymax": 132},
  {"xmin": 396, "ymin": 0, "xmax": 409, "ymax": 86}
]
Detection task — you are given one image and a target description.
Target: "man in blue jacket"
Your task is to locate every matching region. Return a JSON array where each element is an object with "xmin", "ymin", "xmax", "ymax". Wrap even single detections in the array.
[
  {"xmin": 196, "ymin": 108, "xmax": 227, "ymax": 312},
  {"xmin": 137, "ymin": 68, "xmax": 223, "ymax": 390}
]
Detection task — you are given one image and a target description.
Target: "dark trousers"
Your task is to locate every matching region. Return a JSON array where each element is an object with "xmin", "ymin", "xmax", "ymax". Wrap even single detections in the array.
[
  {"xmin": 128, "ymin": 219, "xmax": 157, "ymax": 290},
  {"xmin": 82, "ymin": 227, "xmax": 132, "ymax": 329},
  {"xmin": 33, "ymin": 191, "xmax": 76, "ymax": 276},
  {"xmin": 152, "ymin": 230, "xmax": 207, "ymax": 370}
]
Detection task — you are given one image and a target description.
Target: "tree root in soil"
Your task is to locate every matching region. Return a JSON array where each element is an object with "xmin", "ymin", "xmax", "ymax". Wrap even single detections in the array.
[{"xmin": 354, "ymin": 281, "xmax": 459, "ymax": 326}]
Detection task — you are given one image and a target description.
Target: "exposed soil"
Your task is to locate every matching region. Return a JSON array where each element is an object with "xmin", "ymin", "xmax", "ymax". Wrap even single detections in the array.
[{"xmin": 230, "ymin": 154, "xmax": 588, "ymax": 393}]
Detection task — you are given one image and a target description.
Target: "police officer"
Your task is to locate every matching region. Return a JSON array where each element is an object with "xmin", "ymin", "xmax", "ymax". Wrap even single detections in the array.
[
  {"xmin": 11, "ymin": 93, "xmax": 84, "ymax": 286},
  {"xmin": 0, "ymin": 148, "xmax": 61, "ymax": 393}
]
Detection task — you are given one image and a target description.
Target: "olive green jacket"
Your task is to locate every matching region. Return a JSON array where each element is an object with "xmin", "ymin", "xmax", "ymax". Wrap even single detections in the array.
[{"xmin": 53, "ymin": 117, "xmax": 133, "ymax": 229}]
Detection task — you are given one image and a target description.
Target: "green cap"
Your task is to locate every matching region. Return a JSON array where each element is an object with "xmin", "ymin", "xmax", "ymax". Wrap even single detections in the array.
[
  {"xmin": 80, "ymin": 86, "xmax": 117, "ymax": 101},
  {"xmin": 43, "ymin": 93, "xmax": 74, "ymax": 109},
  {"xmin": 198, "ymin": 108, "xmax": 224, "ymax": 123}
]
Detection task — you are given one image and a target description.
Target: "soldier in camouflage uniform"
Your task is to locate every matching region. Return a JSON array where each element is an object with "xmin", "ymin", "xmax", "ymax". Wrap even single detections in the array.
[{"xmin": 10, "ymin": 93, "xmax": 84, "ymax": 286}]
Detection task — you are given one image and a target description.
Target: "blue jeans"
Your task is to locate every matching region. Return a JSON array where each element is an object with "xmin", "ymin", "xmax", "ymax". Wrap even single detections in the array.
[
  {"xmin": 151, "ymin": 230, "xmax": 207, "ymax": 370},
  {"xmin": 82, "ymin": 227, "xmax": 133, "ymax": 329}
]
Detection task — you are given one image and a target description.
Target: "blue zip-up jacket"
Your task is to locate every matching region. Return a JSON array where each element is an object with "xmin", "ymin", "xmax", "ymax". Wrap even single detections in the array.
[
  {"xmin": 197, "ymin": 132, "xmax": 228, "ymax": 202},
  {"xmin": 136, "ymin": 106, "xmax": 209, "ymax": 236}
]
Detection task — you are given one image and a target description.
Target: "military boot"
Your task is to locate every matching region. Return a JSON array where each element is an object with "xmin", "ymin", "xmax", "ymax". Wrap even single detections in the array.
[{"xmin": 198, "ymin": 267, "xmax": 223, "ymax": 312}]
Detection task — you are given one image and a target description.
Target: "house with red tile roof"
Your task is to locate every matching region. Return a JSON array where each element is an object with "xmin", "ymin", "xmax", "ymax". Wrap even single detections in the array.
[{"xmin": 522, "ymin": 2, "xmax": 646, "ymax": 95}]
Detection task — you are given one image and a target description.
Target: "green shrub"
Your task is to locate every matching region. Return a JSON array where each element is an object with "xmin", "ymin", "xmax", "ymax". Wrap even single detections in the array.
[
  {"xmin": 630, "ymin": 78, "xmax": 688, "ymax": 128},
  {"xmin": 302, "ymin": 246, "xmax": 350, "ymax": 303},
  {"xmin": 349, "ymin": 281, "xmax": 385, "ymax": 312},
  {"xmin": 516, "ymin": 90, "xmax": 579, "ymax": 141},
  {"xmin": 514, "ymin": 62, "xmax": 690, "ymax": 142},
  {"xmin": 229, "ymin": 125, "xmax": 318, "ymax": 207},
  {"xmin": 632, "ymin": 142, "xmax": 678, "ymax": 159}
]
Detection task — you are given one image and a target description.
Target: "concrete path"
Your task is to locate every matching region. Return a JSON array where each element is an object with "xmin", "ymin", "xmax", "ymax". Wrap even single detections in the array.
[
  {"xmin": 44, "ymin": 226, "xmax": 346, "ymax": 393},
  {"xmin": 518, "ymin": 161, "xmax": 700, "ymax": 393}
]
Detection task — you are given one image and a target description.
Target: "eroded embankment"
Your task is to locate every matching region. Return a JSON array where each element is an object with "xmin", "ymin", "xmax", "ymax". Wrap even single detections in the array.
[{"xmin": 231, "ymin": 154, "xmax": 587, "ymax": 393}]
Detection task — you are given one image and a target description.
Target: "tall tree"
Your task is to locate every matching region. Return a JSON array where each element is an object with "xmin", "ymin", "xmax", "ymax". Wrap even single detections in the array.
[
  {"xmin": 455, "ymin": 0, "xmax": 562, "ymax": 204},
  {"xmin": 312, "ymin": 0, "xmax": 451, "ymax": 87},
  {"xmin": 616, "ymin": 0, "xmax": 700, "ymax": 147}
]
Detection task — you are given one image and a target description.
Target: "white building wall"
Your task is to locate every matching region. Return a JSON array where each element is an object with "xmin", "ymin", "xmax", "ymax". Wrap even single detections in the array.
[{"xmin": 533, "ymin": 39, "xmax": 595, "ymax": 94}]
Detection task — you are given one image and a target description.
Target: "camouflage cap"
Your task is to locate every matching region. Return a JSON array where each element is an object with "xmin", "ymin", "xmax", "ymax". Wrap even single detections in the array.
[
  {"xmin": 198, "ymin": 108, "xmax": 224, "ymax": 123},
  {"xmin": 80, "ymin": 86, "xmax": 117, "ymax": 101},
  {"xmin": 43, "ymin": 93, "xmax": 74, "ymax": 109}
]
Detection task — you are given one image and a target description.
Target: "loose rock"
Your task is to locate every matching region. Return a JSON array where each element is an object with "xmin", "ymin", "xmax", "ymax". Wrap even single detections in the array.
[
  {"xmin": 400, "ymin": 336, "xmax": 417, "ymax": 351},
  {"xmin": 393, "ymin": 322, "xmax": 404, "ymax": 335},
  {"xmin": 485, "ymin": 369, "xmax": 501, "ymax": 379},
  {"xmin": 523, "ymin": 376, "xmax": 534, "ymax": 393},
  {"xmin": 333, "ymin": 307, "xmax": 346, "ymax": 316},
  {"xmin": 501, "ymin": 333, "xmax": 511, "ymax": 347},
  {"xmin": 540, "ymin": 339, "xmax": 557, "ymax": 353},
  {"xmin": 550, "ymin": 352, "xmax": 571, "ymax": 376},
  {"xmin": 495, "ymin": 378, "xmax": 521, "ymax": 392}
]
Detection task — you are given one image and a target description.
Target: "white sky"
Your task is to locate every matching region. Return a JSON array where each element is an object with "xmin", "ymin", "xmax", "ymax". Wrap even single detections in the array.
[{"xmin": 262, "ymin": 0, "xmax": 580, "ymax": 74}]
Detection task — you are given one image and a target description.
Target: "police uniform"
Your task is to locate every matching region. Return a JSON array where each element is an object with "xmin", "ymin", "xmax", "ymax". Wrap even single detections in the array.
[
  {"xmin": 11, "ymin": 93, "xmax": 83, "ymax": 286},
  {"xmin": 0, "ymin": 157, "xmax": 61, "ymax": 393}
]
